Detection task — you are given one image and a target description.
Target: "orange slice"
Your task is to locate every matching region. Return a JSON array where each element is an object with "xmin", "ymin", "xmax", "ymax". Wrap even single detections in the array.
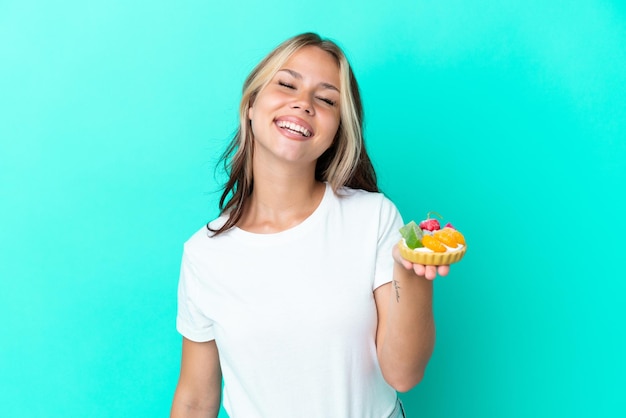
[
  {"xmin": 433, "ymin": 228, "xmax": 459, "ymax": 247},
  {"xmin": 422, "ymin": 235, "xmax": 447, "ymax": 252},
  {"xmin": 450, "ymin": 229, "xmax": 466, "ymax": 245}
]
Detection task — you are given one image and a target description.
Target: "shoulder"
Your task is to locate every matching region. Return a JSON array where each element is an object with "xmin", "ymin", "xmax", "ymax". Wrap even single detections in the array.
[
  {"xmin": 328, "ymin": 187, "xmax": 403, "ymax": 236},
  {"xmin": 183, "ymin": 214, "xmax": 230, "ymax": 253},
  {"xmin": 334, "ymin": 187, "xmax": 399, "ymax": 215}
]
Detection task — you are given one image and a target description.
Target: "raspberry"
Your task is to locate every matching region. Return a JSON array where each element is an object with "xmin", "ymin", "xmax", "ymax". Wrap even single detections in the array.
[
  {"xmin": 419, "ymin": 218, "xmax": 440, "ymax": 231},
  {"xmin": 419, "ymin": 211, "xmax": 443, "ymax": 231}
]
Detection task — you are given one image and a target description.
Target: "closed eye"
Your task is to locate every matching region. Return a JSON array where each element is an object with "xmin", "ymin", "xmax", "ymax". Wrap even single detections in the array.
[
  {"xmin": 278, "ymin": 81, "xmax": 295, "ymax": 89},
  {"xmin": 317, "ymin": 96, "xmax": 336, "ymax": 106}
]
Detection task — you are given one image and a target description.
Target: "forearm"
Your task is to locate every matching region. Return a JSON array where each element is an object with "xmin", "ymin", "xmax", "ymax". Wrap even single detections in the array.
[
  {"xmin": 171, "ymin": 338, "xmax": 222, "ymax": 418},
  {"xmin": 377, "ymin": 263, "xmax": 435, "ymax": 392},
  {"xmin": 170, "ymin": 391, "xmax": 220, "ymax": 418}
]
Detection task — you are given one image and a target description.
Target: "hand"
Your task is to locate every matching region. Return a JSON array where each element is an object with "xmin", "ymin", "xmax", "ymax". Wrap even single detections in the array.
[{"xmin": 392, "ymin": 244, "xmax": 450, "ymax": 281}]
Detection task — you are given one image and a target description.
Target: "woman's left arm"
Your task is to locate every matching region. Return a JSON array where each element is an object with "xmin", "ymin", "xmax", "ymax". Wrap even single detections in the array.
[{"xmin": 374, "ymin": 245, "xmax": 449, "ymax": 392}]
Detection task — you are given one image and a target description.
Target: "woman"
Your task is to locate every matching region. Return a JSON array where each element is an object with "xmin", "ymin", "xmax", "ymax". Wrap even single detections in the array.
[{"xmin": 171, "ymin": 32, "xmax": 449, "ymax": 418}]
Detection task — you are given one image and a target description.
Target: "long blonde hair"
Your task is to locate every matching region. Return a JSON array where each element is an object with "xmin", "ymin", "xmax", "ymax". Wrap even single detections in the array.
[{"xmin": 210, "ymin": 32, "xmax": 377, "ymax": 235}]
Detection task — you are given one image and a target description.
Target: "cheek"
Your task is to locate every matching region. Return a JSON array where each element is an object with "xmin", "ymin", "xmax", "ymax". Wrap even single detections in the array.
[{"xmin": 328, "ymin": 113, "xmax": 341, "ymax": 138}]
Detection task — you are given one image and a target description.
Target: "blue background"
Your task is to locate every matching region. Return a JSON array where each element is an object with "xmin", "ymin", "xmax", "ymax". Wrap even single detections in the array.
[{"xmin": 1, "ymin": 1, "xmax": 624, "ymax": 416}]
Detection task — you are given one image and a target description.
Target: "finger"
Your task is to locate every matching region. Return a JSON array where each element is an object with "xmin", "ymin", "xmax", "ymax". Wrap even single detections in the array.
[
  {"xmin": 413, "ymin": 264, "xmax": 426, "ymax": 277},
  {"xmin": 401, "ymin": 258, "xmax": 414, "ymax": 270},
  {"xmin": 425, "ymin": 265, "xmax": 437, "ymax": 280},
  {"xmin": 437, "ymin": 265, "xmax": 450, "ymax": 277}
]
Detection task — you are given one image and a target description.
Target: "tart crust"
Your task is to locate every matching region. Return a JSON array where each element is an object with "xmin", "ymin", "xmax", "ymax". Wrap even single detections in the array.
[{"xmin": 398, "ymin": 240, "xmax": 467, "ymax": 265}]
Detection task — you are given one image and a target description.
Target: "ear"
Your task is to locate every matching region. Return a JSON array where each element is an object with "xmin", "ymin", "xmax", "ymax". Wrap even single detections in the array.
[{"xmin": 247, "ymin": 103, "xmax": 254, "ymax": 121}]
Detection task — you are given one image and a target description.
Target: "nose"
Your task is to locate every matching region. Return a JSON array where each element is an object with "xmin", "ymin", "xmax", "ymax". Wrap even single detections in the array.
[{"xmin": 291, "ymin": 92, "xmax": 315, "ymax": 115}]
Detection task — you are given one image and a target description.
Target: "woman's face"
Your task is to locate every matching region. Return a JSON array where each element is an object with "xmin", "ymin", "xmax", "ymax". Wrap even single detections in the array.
[{"xmin": 248, "ymin": 46, "xmax": 341, "ymax": 169}]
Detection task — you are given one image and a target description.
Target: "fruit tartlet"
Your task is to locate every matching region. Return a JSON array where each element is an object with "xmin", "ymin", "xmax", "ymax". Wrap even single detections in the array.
[{"xmin": 398, "ymin": 212, "xmax": 467, "ymax": 266}]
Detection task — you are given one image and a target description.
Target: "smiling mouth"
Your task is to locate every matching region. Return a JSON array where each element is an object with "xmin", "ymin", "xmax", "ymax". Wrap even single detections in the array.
[{"xmin": 276, "ymin": 120, "xmax": 312, "ymax": 137}]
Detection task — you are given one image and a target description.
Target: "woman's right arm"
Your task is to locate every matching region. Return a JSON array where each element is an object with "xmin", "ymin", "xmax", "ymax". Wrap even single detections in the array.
[{"xmin": 170, "ymin": 337, "xmax": 222, "ymax": 418}]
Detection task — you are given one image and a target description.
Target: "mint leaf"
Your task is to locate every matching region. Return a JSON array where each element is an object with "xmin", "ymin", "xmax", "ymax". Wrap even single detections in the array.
[{"xmin": 399, "ymin": 221, "xmax": 424, "ymax": 249}]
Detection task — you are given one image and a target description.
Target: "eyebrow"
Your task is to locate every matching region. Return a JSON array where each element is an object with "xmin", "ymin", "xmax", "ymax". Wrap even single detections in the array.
[{"xmin": 278, "ymin": 68, "xmax": 340, "ymax": 92}]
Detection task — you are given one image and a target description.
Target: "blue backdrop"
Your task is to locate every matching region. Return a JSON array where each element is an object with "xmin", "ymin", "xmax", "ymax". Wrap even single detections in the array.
[{"xmin": 1, "ymin": 1, "xmax": 624, "ymax": 416}]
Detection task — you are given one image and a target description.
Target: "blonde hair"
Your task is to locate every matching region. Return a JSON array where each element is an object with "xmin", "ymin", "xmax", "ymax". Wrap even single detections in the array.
[{"xmin": 211, "ymin": 32, "xmax": 377, "ymax": 235}]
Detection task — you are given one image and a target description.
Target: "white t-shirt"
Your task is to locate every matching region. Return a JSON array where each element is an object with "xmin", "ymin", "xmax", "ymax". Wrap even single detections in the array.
[{"xmin": 176, "ymin": 183, "xmax": 404, "ymax": 417}]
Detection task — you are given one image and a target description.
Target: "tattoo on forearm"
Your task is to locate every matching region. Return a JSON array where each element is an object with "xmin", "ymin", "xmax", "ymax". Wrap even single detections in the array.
[{"xmin": 393, "ymin": 279, "xmax": 400, "ymax": 302}]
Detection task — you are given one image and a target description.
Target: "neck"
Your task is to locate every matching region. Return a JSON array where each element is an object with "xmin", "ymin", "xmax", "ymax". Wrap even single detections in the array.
[{"xmin": 237, "ymin": 159, "xmax": 326, "ymax": 234}]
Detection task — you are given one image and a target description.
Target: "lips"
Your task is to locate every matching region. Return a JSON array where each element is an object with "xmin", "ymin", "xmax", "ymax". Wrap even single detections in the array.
[{"xmin": 274, "ymin": 116, "xmax": 314, "ymax": 138}]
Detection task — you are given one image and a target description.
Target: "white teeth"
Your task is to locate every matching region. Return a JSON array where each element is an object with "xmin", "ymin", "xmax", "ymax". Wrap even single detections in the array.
[{"xmin": 277, "ymin": 120, "xmax": 311, "ymax": 137}]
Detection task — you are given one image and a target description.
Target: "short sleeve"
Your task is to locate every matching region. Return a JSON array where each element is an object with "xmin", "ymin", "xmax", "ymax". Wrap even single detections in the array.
[
  {"xmin": 176, "ymin": 248, "xmax": 215, "ymax": 342},
  {"xmin": 373, "ymin": 196, "xmax": 404, "ymax": 290}
]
